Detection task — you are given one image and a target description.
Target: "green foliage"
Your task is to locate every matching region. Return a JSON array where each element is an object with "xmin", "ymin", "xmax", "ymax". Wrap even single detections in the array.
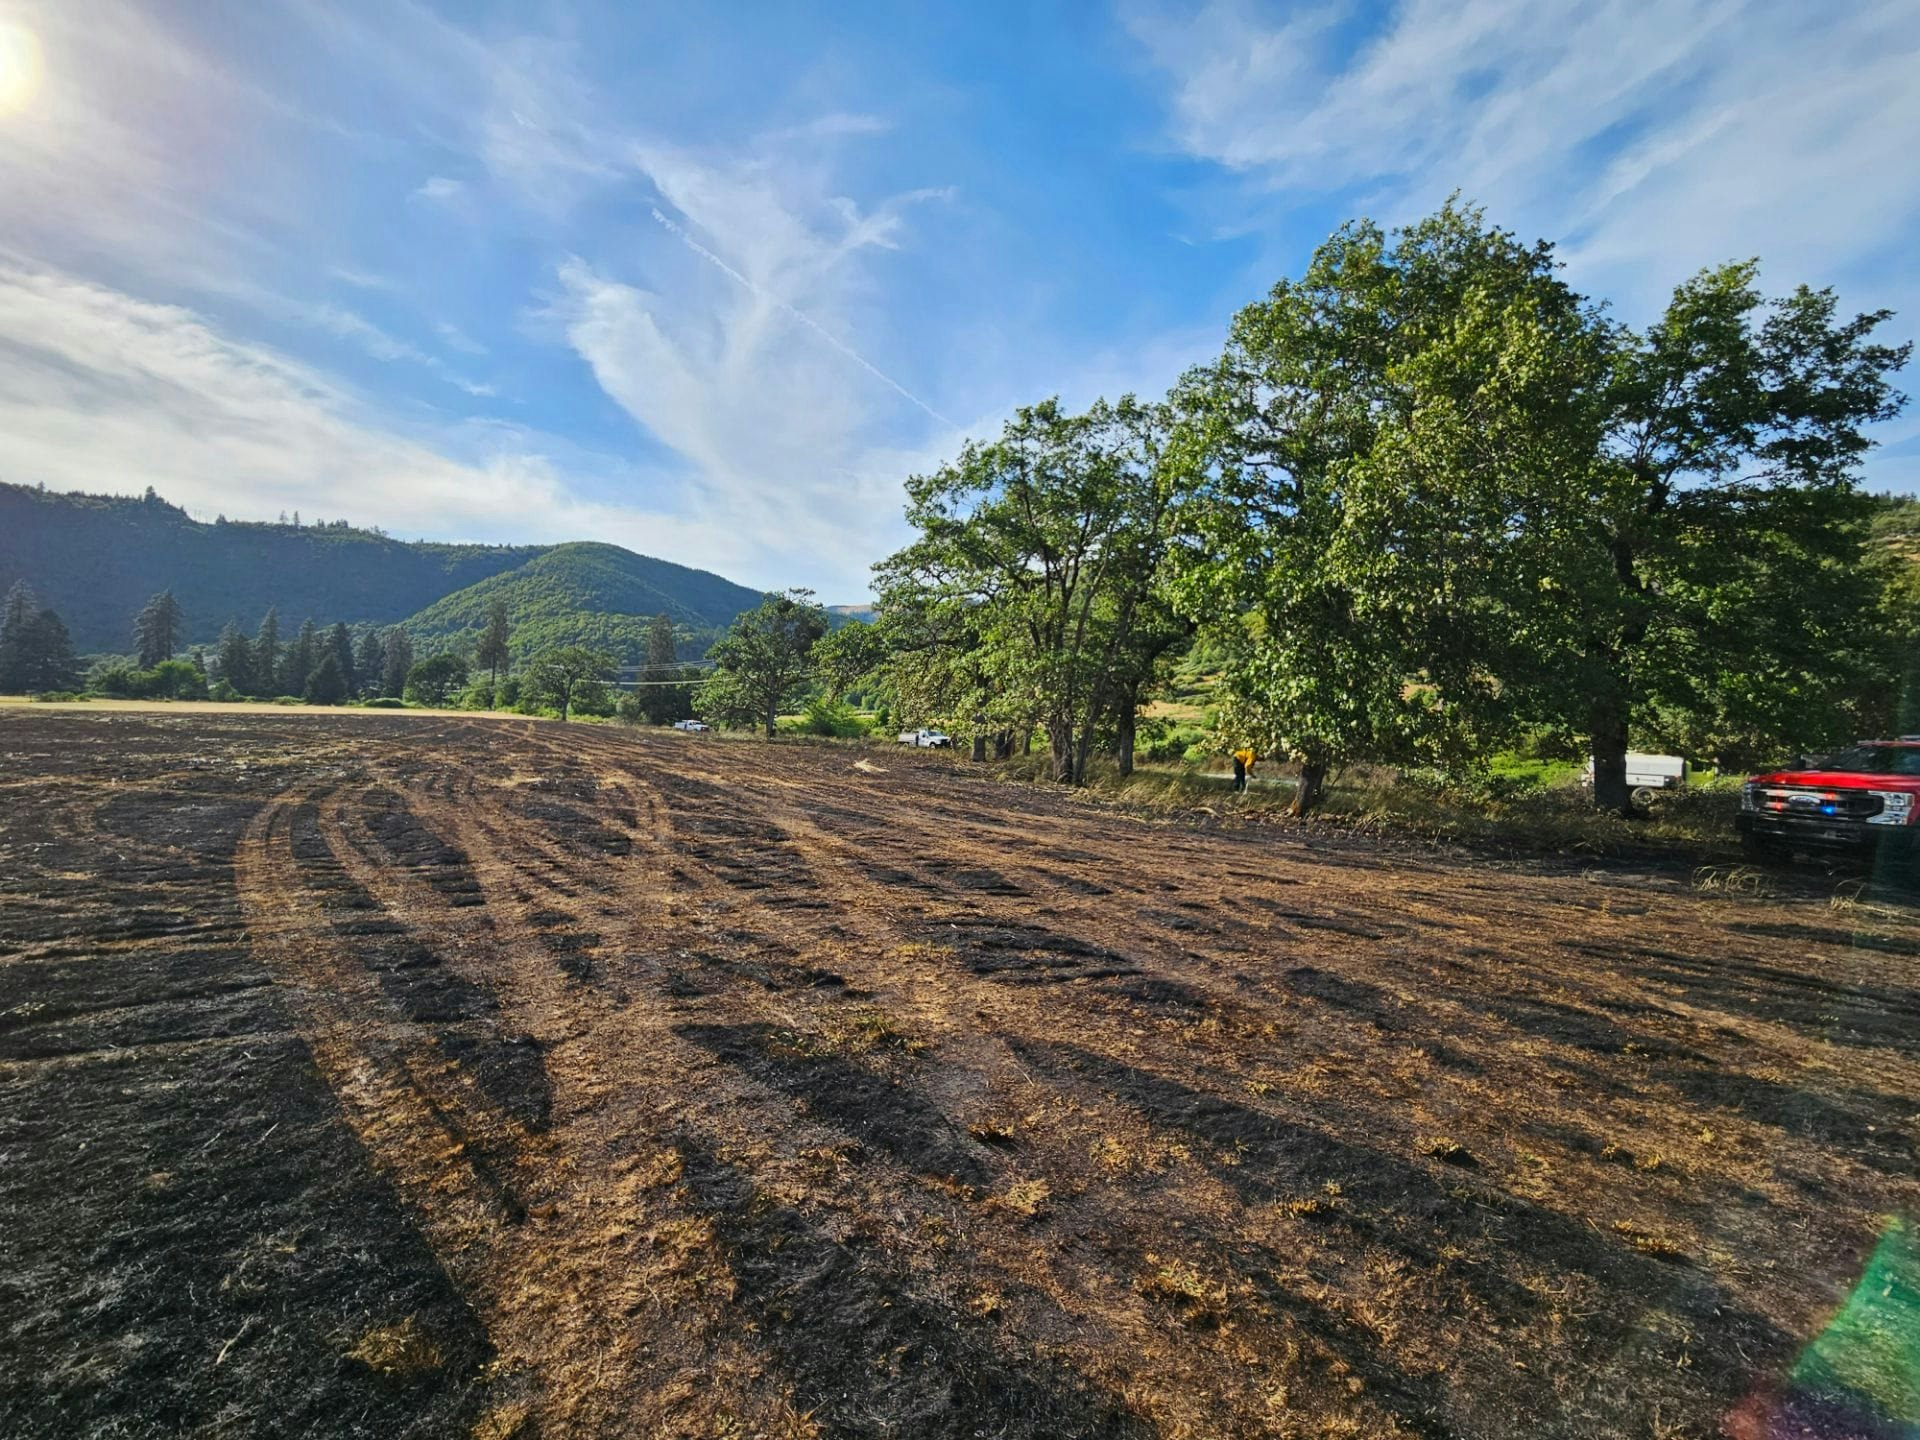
[
  {"xmin": 812, "ymin": 620, "xmax": 889, "ymax": 701},
  {"xmin": 0, "ymin": 582, "xmax": 79, "ymax": 694},
  {"xmin": 283, "ymin": 618, "xmax": 320, "ymax": 697},
  {"xmin": 476, "ymin": 597, "xmax": 512, "ymax": 697},
  {"xmin": 699, "ymin": 590, "xmax": 828, "ymax": 736},
  {"xmin": 1136, "ymin": 717, "xmax": 1208, "ymax": 764},
  {"xmin": 253, "ymin": 608, "xmax": 281, "ymax": 694},
  {"xmin": 790, "ymin": 697, "xmax": 868, "ymax": 737},
  {"xmin": 352, "ymin": 629, "xmax": 385, "ymax": 699},
  {"xmin": 304, "ymin": 652, "xmax": 349, "ymax": 706},
  {"xmin": 381, "ymin": 627, "xmax": 414, "ymax": 698},
  {"xmin": 0, "ymin": 482, "xmax": 544, "ymax": 652},
  {"xmin": 1171, "ymin": 202, "xmax": 1605, "ymax": 813},
  {"xmin": 362, "ymin": 695, "xmax": 407, "ymax": 709},
  {"xmin": 215, "ymin": 621, "xmax": 254, "ymax": 695},
  {"xmin": 403, "ymin": 542, "xmax": 758, "ymax": 665},
  {"xmin": 133, "ymin": 590, "xmax": 183, "ymax": 668},
  {"xmin": 326, "ymin": 622, "xmax": 356, "ymax": 697},
  {"xmin": 91, "ymin": 658, "xmax": 208, "ymax": 700},
  {"xmin": 876, "ymin": 395, "xmax": 1181, "ymax": 783},
  {"xmin": 144, "ymin": 659, "xmax": 208, "ymax": 700},
  {"xmin": 1516, "ymin": 263, "xmax": 1909, "ymax": 806},
  {"xmin": 1171, "ymin": 200, "xmax": 1910, "ymax": 814},
  {"xmin": 403, "ymin": 651, "xmax": 469, "ymax": 707},
  {"xmin": 523, "ymin": 645, "xmax": 617, "ymax": 721},
  {"xmin": 645, "ymin": 611, "xmax": 677, "ymax": 669}
]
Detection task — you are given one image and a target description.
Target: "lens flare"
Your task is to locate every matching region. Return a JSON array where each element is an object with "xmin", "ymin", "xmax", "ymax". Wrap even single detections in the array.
[{"xmin": 0, "ymin": 21, "xmax": 43, "ymax": 116}]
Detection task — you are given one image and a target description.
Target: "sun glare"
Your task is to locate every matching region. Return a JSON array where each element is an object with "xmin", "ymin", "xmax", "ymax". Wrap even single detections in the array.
[{"xmin": 0, "ymin": 20, "xmax": 43, "ymax": 116}]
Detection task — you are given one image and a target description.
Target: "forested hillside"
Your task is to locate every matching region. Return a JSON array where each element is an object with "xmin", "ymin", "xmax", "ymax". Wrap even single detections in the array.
[
  {"xmin": 0, "ymin": 485, "xmax": 763, "ymax": 656},
  {"xmin": 0, "ymin": 484, "xmax": 543, "ymax": 651},
  {"xmin": 403, "ymin": 542, "xmax": 764, "ymax": 663}
]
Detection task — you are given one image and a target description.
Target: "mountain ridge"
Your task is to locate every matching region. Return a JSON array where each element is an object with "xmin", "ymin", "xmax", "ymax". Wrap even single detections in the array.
[{"xmin": 0, "ymin": 483, "xmax": 763, "ymax": 654}]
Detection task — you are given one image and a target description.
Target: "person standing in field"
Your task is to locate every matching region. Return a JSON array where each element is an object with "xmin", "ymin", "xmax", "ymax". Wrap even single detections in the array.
[{"xmin": 1231, "ymin": 746, "xmax": 1257, "ymax": 793}]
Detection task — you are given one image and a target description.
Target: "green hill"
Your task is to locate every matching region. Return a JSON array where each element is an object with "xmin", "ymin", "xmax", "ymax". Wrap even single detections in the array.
[
  {"xmin": 0, "ymin": 484, "xmax": 765, "ymax": 659},
  {"xmin": 403, "ymin": 542, "xmax": 765, "ymax": 663},
  {"xmin": 0, "ymin": 484, "xmax": 544, "ymax": 652}
]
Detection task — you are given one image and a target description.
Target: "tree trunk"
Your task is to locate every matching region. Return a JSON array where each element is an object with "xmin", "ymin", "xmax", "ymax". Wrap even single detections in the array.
[
  {"xmin": 993, "ymin": 730, "xmax": 1014, "ymax": 761},
  {"xmin": 970, "ymin": 734, "xmax": 987, "ymax": 762},
  {"xmin": 763, "ymin": 704, "xmax": 778, "ymax": 738},
  {"xmin": 1114, "ymin": 706, "xmax": 1136, "ymax": 778},
  {"xmin": 1072, "ymin": 724, "xmax": 1097, "ymax": 786},
  {"xmin": 1047, "ymin": 722, "xmax": 1075, "ymax": 783},
  {"xmin": 1590, "ymin": 706, "xmax": 1632, "ymax": 815},
  {"xmin": 1289, "ymin": 761, "xmax": 1328, "ymax": 817}
]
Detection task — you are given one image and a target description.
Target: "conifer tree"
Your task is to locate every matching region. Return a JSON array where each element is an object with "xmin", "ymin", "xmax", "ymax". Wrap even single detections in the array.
[
  {"xmin": 353, "ymin": 629, "xmax": 385, "ymax": 699},
  {"xmin": 477, "ymin": 598, "xmax": 512, "ymax": 705},
  {"xmin": 0, "ymin": 580, "xmax": 36, "ymax": 692},
  {"xmin": 381, "ymin": 626, "xmax": 414, "ymax": 698},
  {"xmin": 254, "ymin": 608, "xmax": 281, "ymax": 694},
  {"xmin": 304, "ymin": 652, "xmax": 347, "ymax": 705},
  {"xmin": 216, "ymin": 621, "xmax": 254, "ymax": 695},
  {"xmin": 24, "ymin": 609, "xmax": 77, "ymax": 692},
  {"xmin": 134, "ymin": 590, "xmax": 184, "ymax": 668},
  {"xmin": 328, "ymin": 623, "xmax": 356, "ymax": 695},
  {"xmin": 284, "ymin": 619, "xmax": 319, "ymax": 697},
  {"xmin": 646, "ymin": 612, "xmax": 677, "ymax": 670}
]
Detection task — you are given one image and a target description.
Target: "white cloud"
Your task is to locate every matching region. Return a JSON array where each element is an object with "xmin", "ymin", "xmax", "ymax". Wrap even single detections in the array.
[
  {"xmin": 1127, "ymin": 0, "xmax": 1920, "ymax": 312},
  {"xmin": 511, "ymin": 130, "xmax": 968, "ymax": 594},
  {"xmin": 413, "ymin": 175, "xmax": 465, "ymax": 202},
  {"xmin": 0, "ymin": 262, "xmax": 761, "ymax": 580},
  {"xmin": 435, "ymin": 321, "xmax": 488, "ymax": 356}
]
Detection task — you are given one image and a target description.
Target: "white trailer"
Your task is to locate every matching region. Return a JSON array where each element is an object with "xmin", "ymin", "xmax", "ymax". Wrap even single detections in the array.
[{"xmin": 1584, "ymin": 752, "xmax": 1687, "ymax": 804}]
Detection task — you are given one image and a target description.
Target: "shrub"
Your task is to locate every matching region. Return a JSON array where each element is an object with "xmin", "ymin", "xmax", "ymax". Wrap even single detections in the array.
[
  {"xmin": 793, "ymin": 697, "xmax": 867, "ymax": 738},
  {"xmin": 86, "ymin": 658, "xmax": 207, "ymax": 700},
  {"xmin": 209, "ymin": 679, "xmax": 240, "ymax": 702},
  {"xmin": 270, "ymin": 695, "xmax": 306, "ymax": 706},
  {"xmin": 362, "ymin": 696, "xmax": 406, "ymax": 709},
  {"xmin": 30, "ymin": 691, "xmax": 83, "ymax": 703},
  {"xmin": 1141, "ymin": 722, "xmax": 1208, "ymax": 764},
  {"xmin": 615, "ymin": 694, "xmax": 646, "ymax": 726},
  {"xmin": 87, "ymin": 661, "xmax": 142, "ymax": 697}
]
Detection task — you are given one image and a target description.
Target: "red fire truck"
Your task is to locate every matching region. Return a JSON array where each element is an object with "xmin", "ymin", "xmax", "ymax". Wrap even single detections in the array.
[{"xmin": 1739, "ymin": 739, "xmax": 1920, "ymax": 861}]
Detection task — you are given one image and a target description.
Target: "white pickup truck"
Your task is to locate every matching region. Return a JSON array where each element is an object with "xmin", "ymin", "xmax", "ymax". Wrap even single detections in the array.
[{"xmin": 896, "ymin": 728, "xmax": 953, "ymax": 749}]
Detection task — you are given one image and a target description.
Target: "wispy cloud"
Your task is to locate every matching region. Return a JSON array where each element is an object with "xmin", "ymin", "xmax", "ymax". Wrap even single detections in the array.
[
  {"xmin": 0, "ymin": 262, "xmax": 747, "ymax": 575},
  {"xmin": 646, "ymin": 205, "xmax": 953, "ymax": 427},
  {"xmin": 1126, "ymin": 0, "xmax": 1920, "ymax": 313},
  {"xmin": 412, "ymin": 175, "xmax": 464, "ymax": 202}
]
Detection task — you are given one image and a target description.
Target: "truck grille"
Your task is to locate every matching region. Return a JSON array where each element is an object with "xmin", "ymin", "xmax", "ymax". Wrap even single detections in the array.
[{"xmin": 1748, "ymin": 786, "xmax": 1884, "ymax": 822}]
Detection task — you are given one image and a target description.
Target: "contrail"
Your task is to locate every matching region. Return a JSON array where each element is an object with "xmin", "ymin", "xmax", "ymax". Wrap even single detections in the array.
[{"xmin": 649, "ymin": 207, "xmax": 954, "ymax": 429}]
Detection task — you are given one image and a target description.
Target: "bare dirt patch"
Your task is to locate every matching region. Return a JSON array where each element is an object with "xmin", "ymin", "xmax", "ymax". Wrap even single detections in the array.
[{"xmin": 4, "ymin": 711, "xmax": 1918, "ymax": 1438}]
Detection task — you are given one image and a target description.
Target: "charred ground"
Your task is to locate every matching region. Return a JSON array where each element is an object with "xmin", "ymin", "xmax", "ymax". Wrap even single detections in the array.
[{"xmin": 3, "ymin": 712, "xmax": 1917, "ymax": 1438}]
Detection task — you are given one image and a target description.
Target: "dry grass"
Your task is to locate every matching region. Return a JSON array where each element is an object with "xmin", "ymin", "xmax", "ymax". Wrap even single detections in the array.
[{"xmin": 8, "ymin": 709, "xmax": 1920, "ymax": 1439}]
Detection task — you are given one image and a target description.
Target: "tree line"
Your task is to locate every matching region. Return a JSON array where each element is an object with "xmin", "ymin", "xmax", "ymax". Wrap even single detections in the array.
[
  {"xmin": 0, "ymin": 581, "xmax": 713, "ymax": 726},
  {"xmin": 689, "ymin": 202, "xmax": 1913, "ymax": 815}
]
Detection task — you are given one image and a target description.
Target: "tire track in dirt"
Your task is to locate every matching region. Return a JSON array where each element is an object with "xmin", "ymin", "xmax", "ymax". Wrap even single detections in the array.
[{"xmin": 22, "ymin": 713, "xmax": 1920, "ymax": 1440}]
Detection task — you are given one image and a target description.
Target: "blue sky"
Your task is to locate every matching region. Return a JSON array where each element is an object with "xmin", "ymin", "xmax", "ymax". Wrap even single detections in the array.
[{"xmin": 0, "ymin": 0, "xmax": 1915, "ymax": 600}]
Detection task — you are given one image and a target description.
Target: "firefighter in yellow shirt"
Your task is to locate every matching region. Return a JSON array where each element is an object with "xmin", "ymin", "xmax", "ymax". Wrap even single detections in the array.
[{"xmin": 1231, "ymin": 747, "xmax": 1257, "ymax": 793}]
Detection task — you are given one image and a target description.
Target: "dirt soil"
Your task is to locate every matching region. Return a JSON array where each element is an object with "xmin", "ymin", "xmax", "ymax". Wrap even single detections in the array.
[{"xmin": 4, "ymin": 711, "xmax": 1919, "ymax": 1440}]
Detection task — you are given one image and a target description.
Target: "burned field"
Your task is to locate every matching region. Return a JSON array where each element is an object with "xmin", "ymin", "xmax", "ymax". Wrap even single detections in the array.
[{"xmin": 4, "ymin": 713, "xmax": 1919, "ymax": 1439}]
